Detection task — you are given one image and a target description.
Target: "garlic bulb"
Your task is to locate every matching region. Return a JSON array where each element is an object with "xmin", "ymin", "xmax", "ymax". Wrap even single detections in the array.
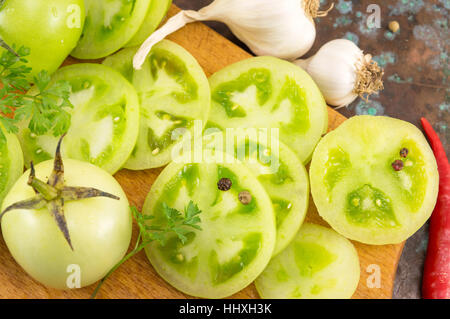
[
  {"xmin": 133, "ymin": 0, "xmax": 334, "ymax": 69},
  {"xmin": 295, "ymin": 39, "xmax": 384, "ymax": 108}
]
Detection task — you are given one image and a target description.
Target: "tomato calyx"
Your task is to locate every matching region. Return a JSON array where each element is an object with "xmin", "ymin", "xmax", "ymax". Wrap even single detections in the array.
[{"xmin": 0, "ymin": 136, "xmax": 120, "ymax": 250}]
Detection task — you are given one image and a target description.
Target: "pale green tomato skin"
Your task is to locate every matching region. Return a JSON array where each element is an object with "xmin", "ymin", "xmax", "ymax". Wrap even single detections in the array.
[
  {"xmin": 0, "ymin": 0, "xmax": 85, "ymax": 78},
  {"xmin": 143, "ymin": 159, "xmax": 276, "ymax": 298},
  {"xmin": 310, "ymin": 115, "xmax": 439, "ymax": 244},
  {"xmin": 0, "ymin": 128, "xmax": 24, "ymax": 208},
  {"xmin": 255, "ymin": 223, "xmax": 360, "ymax": 299},
  {"xmin": 17, "ymin": 63, "xmax": 140, "ymax": 175},
  {"xmin": 208, "ymin": 56, "xmax": 328, "ymax": 164},
  {"xmin": 1, "ymin": 159, "xmax": 132, "ymax": 289},
  {"xmin": 71, "ymin": 0, "xmax": 151, "ymax": 59},
  {"xmin": 126, "ymin": 0, "xmax": 172, "ymax": 47}
]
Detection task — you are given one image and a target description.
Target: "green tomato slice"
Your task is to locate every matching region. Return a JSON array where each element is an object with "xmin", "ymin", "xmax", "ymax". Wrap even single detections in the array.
[
  {"xmin": 103, "ymin": 40, "xmax": 210, "ymax": 169},
  {"xmin": 202, "ymin": 130, "xmax": 309, "ymax": 255},
  {"xmin": 310, "ymin": 115, "xmax": 439, "ymax": 244},
  {"xmin": 143, "ymin": 160, "xmax": 276, "ymax": 298},
  {"xmin": 126, "ymin": 0, "xmax": 172, "ymax": 47},
  {"xmin": 18, "ymin": 63, "xmax": 140, "ymax": 174},
  {"xmin": 0, "ymin": 128, "xmax": 24, "ymax": 207},
  {"xmin": 71, "ymin": 0, "xmax": 151, "ymax": 59},
  {"xmin": 255, "ymin": 223, "xmax": 360, "ymax": 299},
  {"xmin": 208, "ymin": 57, "xmax": 328, "ymax": 163}
]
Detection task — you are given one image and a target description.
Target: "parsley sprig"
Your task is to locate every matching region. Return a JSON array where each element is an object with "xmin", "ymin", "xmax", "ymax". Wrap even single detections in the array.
[
  {"xmin": 0, "ymin": 45, "xmax": 72, "ymax": 142},
  {"xmin": 90, "ymin": 201, "xmax": 202, "ymax": 298}
]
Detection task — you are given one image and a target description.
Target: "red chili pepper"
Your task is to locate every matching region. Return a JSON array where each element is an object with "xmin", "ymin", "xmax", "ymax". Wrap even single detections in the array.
[{"xmin": 421, "ymin": 117, "xmax": 450, "ymax": 299}]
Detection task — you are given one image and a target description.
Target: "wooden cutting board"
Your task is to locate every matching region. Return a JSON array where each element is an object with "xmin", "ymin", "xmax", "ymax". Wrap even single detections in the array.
[{"xmin": 0, "ymin": 5, "xmax": 404, "ymax": 299}]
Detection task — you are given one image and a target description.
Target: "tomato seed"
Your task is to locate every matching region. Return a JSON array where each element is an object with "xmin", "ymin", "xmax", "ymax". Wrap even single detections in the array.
[
  {"xmin": 238, "ymin": 191, "xmax": 252, "ymax": 205},
  {"xmin": 400, "ymin": 148, "xmax": 409, "ymax": 157},
  {"xmin": 217, "ymin": 178, "xmax": 232, "ymax": 191},
  {"xmin": 392, "ymin": 159, "xmax": 404, "ymax": 171}
]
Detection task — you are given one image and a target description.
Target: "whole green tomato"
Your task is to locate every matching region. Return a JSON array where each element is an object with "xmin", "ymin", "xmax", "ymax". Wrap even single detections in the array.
[
  {"xmin": 0, "ymin": 0, "xmax": 85, "ymax": 78},
  {"xmin": 1, "ymin": 159, "xmax": 132, "ymax": 289}
]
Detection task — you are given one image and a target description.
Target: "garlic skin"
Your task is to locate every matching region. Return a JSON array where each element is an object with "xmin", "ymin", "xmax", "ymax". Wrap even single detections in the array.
[
  {"xmin": 207, "ymin": 0, "xmax": 316, "ymax": 59},
  {"xmin": 134, "ymin": 0, "xmax": 329, "ymax": 70},
  {"xmin": 294, "ymin": 39, "xmax": 383, "ymax": 108}
]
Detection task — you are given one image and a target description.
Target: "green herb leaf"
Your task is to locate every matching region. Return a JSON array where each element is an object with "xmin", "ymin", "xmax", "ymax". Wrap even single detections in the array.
[
  {"xmin": 184, "ymin": 201, "xmax": 202, "ymax": 230},
  {"xmin": 0, "ymin": 44, "xmax": 73, "ymax": 141}
]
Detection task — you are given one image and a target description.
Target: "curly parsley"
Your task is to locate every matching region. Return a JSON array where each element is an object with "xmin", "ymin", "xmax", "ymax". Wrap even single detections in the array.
[
  {"xmin": 0, "ymin": 45, "xmax": 72, "ymax": 142},
  {"xmin": 90, "ymin": 201, "xmax": 202, "ymax": 298}
]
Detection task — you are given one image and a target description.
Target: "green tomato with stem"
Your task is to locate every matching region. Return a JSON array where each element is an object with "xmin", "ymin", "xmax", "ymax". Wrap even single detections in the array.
[{"xmin": 1, "ymin": 155, "xmax": 132, "ymax": 289}]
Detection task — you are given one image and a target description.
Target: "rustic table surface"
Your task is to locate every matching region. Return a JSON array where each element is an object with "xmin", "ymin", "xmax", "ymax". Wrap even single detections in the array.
[{"xmin": 174, "ymin": 0, "xmax": 449, "ymax": 299}]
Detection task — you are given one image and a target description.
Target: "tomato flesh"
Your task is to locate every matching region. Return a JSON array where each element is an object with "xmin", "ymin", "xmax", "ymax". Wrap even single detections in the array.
[
  {"xmin": 71, "ymin": 0, "xmax": 151, "ymax": 59},
  {"xmin": 1, "ymin": 159, "xmax": 132, "ymax": 289},
  {"xmin": 208, "ymin": 57, "xmax": 328, "ymax": 163},
  {"xmin": 310, "ymin": 115, "xmax": 439, "ymax": 244},
  {"xmin": 103, "ymin": 40, "xmax": 210, "ymax": 169},
  {"xmin": 237, "ymin": 140, "xmax": 308, "ymax": 255},
  {"xmin": 255, "ymin": 223, "xmax": 360, "ymax": 299},
  {"xmin": 18, "ymin": 63, "xmax": 140, "ymax": 174},
  {"xmin": 143, "ymin": 161, "xmax": 276, "ymax": 298},
  {"xmin": 202, "ymin": 132, "xmax": 309, "ymax": 255}
]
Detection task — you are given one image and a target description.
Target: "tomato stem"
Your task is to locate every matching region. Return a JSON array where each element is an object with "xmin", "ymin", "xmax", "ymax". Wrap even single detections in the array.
[
  {"xmin": 90, "ymin": 237, "xmax": 149, "ymax": 299},
  {"xmin": 90, "ymin": 202, "xmax": 202, "ymax": 298},
  {"xmin": 28, "ymin": 163, "xmax": 59, "ymax": 200},
  {"xmin": 0, "ymin": 38, "xmax": 18, "ymax": 57}
]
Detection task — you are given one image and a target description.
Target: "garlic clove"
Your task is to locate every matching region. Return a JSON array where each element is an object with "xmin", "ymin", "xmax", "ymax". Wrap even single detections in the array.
[
  {"xmin": 223, "ymin": 1, "xmax": 317, "ymax": 60},
  {"xmin": 294, "ymin": 39, "xmax": 383, "ymax": 108},
  {"xmin": 134, "ymin": 0, "xmax": 334, "ymax": 70}
]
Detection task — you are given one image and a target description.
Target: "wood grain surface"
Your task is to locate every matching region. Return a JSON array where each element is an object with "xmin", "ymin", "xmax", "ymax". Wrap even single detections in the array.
[{"xmin": 0, "ymin": 5, "xmax": 403, "ymax": 299}]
